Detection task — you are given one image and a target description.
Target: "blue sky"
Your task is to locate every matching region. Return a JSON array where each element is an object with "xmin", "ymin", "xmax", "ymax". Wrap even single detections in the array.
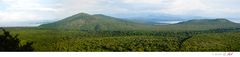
[{"xmin": 0, "ymin": 0, "xmax": 240, "ymax": 27}]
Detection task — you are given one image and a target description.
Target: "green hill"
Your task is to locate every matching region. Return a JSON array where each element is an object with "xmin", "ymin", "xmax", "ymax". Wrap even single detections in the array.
[
  {"xmin": 177, "ymin": 18, "xmax": 236, "ymax": 25},
  {"xmin": 157, "ymin": 18, "xmax": 240, "ymax": 31},
  {"xmin": 39, "ymin": 13, "xmax": 240, "ymax": 31},
  {"xmin": 39, "ymin": 13, "xmax": 153, "ymax": 31}
]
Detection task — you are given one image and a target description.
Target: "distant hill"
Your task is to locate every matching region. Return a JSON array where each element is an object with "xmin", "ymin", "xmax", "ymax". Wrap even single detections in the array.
[
  {"xmin": 39, "ymin": 13, "xmax": 153, "ymax": 31},
  {"xmin": 115, "ymin": 13, "xmax": 207, "ymax": 24},
  {"xmin": 177, "ymin": 18, "xmax": 235, "ymax": 24},
  {"xmin": 157, "ymin": 18, "xmax": 240, "ymax": 31}
]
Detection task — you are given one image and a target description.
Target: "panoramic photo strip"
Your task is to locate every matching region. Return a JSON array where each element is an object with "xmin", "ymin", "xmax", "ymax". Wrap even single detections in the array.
[{"xmin": 0, "ymin": 0, "xmax": 240, "ymax": 57}]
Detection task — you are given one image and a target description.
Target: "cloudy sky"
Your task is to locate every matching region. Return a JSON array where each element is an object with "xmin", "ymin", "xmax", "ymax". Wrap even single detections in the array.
[{"xmin": 0, "ymin": 0, "xmax": 240, "ymax": 27}]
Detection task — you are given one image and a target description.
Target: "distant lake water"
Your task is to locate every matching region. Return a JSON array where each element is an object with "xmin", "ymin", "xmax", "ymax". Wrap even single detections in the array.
[{"xmin": 156, "ymin": 21, "xmax": 182, "ymax": 24}]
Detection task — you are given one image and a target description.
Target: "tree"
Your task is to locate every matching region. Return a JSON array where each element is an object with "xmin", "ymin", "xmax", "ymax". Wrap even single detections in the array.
[
  {"xmin": 94, "ymin": 24, "xmax": 101, "ymax": 32},
  {"xmin": 0, "ymin": 28, "xmax": 33, "ymax": 51}
]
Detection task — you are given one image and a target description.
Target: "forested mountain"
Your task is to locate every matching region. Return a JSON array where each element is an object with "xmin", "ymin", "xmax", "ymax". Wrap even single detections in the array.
[
  {"xmin": 156, "ymin": 18, "xmax": 240, "ymax": 31},
  {"xmin": 40, "ymin": 13, "xmax": 240, "ymax": 31},
  {"xmin": 39, "ymin": 13, "xmax": 153, "ymax": 31},
  {"xmin": 177, "ymin": 18, "xmax": 237, "ymax": 25}
]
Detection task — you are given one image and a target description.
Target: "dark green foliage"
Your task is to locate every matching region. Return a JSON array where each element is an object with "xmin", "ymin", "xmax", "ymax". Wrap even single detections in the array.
[
  {"xmin": 94, "ymin": 24, "xmax": 101, "ymax": 32},
  {"xmin": 3, "ymin": 27, "xmax": 240, "ymax": 51},
  {"xmin": 176, "ymin": 32, "xmax": 193, "ymax": 50},
  {"xmin": 0, "ymin": 28, "xmax": 33, "ymax": 51}
]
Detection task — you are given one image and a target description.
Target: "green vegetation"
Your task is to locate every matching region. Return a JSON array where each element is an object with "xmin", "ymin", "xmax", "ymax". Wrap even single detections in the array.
[
  {"xmin": 156, "ymin": 19, "xmax": 240, "ymax": 31},
  {"xmin": 3, "ymin": 27, "xmax": 240, "ymax": 51},
  {"xmin": 0, "ymin": 28, "xmax": 33, "ymax": 51},
  {"xmin": 39, "ymin": 13, "xmax": 240, "ymax": 31},
  {"xmin": 39, "ymin": 13, "xmax": 154, "ymax": 31},
  {"xmin": 2, "ymin": 13, "xmax": 240, "ymax": 51}
]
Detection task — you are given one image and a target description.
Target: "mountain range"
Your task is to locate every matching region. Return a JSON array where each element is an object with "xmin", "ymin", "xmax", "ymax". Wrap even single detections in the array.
[
  {"xmin": 39, "ymin": 13, "xmax": 240, "ymax": 31},
  {"xmin": 111, "ymin": 13, "xmax": 208, "ymax": 24}
]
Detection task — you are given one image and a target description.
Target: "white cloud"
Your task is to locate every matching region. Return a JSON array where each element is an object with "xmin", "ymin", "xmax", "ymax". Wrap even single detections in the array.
[
  {"xmin": 162, "ymin": 0, "xmax": 209, "ymax": 14},
  {"xmin": 142, "ymin": 0, "xmax": 240, "ymax": 19},
  {"xmin": 0, "ymin": 0, "xmax": 60, "ymax": 26},
  {"xmin": 1, "ymin": 0, "xmax": 240, "ymax": 27},
  {"xmin": 0, "ymin": 12, "xmax": 37, "ymax": 21},
  {"xmin": 2, "ymin": 0, "xmax": 58, "ymax": 11},
  {"xmin": 123, "ymin": 0, "xmax": 164, "ymax": 4}
]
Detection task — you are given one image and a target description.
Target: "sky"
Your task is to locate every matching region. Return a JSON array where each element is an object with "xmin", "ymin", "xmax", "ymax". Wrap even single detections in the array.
[{"xmin": 0, "ymin": 0, "xmax": 240, "ymax": 27}]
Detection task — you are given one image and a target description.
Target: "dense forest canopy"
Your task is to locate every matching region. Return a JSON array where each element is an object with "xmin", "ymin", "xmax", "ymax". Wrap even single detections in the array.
[{"xmin": 1, "ymin": 27, "xmax": 239, "ymax": 51}]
